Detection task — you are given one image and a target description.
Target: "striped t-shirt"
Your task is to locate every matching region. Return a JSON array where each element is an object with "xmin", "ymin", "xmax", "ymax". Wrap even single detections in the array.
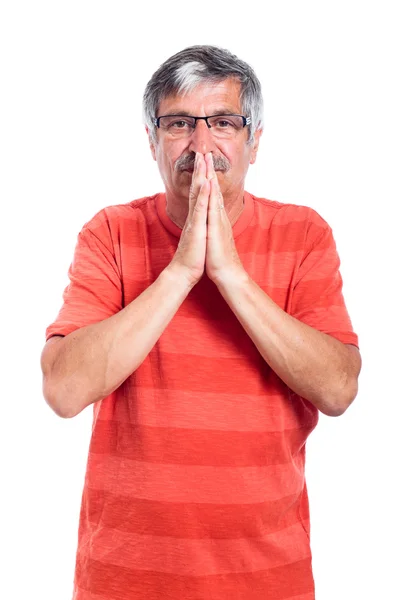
[{"xmin": 45, "ymin": 191, "xmax": 359, "ymax": 600}]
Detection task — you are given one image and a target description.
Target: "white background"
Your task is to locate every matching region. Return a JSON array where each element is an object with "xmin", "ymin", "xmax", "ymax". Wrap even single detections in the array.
[{"xmin": 1, "ymin": 1, "xmax": 399, "ymax": 599}]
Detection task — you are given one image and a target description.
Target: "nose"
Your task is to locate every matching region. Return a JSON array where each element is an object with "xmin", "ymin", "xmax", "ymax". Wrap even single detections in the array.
[{"xmin": 188, "ymin": 119, "xmax": 217, "ymax": 155}]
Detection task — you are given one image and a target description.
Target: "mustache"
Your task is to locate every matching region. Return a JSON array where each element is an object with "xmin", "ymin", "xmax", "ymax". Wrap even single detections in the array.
[{"xmin": 175, "ymin": 153, "xmax": 231, "ymax": 172}]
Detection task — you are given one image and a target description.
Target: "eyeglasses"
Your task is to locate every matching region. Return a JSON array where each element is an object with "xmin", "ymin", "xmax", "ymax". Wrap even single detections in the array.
[{"xmin": 153, "ymin": 114, "xmax": 251, "ymax": 139}]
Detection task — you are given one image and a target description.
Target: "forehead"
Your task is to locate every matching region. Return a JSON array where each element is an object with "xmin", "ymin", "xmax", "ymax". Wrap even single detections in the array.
[{"xmin": 157, "ymin": 78, "xmax": 243, "ymax": 116}]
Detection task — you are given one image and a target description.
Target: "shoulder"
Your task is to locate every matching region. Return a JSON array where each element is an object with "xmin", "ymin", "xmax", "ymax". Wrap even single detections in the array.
[
  {"xmin": 74, "ymin": 195, "xmax": 159, "ymax": 257},
  {"xmin": 250, "ymin": 193, "xmax": 331, "ymax": 242},
  {"xmin": 81, "ymin": 195, "xmax": 158, "ymax": 235}
]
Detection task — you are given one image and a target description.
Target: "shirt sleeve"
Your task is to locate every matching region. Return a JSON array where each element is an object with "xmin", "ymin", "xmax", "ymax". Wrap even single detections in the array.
[
  {"xmin": 289, "ymin": 212, "xmax": 359, "ymax": 348},
  {"xmin": 45, "ymin": 225, "xmax": 123, "ymax": 341}
]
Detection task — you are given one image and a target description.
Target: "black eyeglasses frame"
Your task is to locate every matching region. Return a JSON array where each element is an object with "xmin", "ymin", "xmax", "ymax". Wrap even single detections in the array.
[{"xmin": 153, "ymin": 114, "xmax": 251, "ymax": 129}]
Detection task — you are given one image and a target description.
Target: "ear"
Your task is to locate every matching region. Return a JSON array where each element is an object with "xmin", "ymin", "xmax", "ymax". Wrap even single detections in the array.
[
  {"xmin": 249, "ymin": 128, "xmax": 263, "ymax": 164},
  {"xmin": 145, "ymin": 126, "xmax": 157, "ymax": 161}
]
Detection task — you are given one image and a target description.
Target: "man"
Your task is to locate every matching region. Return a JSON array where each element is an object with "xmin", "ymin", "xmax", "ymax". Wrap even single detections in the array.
[{"xmin": 41, "ymin": 45, "xmax": 361, "ymax": 600}]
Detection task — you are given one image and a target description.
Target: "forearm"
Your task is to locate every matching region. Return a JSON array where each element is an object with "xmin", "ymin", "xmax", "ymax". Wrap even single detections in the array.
[
  {"xmin": 214, "ymin": 269, "xmax": 359, "ymax": 416},
  {"xmin": 47, "ymin": 265, "xmax": 194, "ymax": 418}
]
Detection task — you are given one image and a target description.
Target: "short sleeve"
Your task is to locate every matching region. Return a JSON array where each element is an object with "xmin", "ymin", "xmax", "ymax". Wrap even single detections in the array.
[
  {"xmin": 290, "ymin": 215, "xmax": 359, "ymax": 348},
  {"xmin": 45, "ymin": 226, "xmax": 123, "ymax": 341}
]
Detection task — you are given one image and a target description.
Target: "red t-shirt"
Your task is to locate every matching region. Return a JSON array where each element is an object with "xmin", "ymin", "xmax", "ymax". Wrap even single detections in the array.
[{"xmin": 46, "ymin": 191, "xmax": 359, "ymax": 600}]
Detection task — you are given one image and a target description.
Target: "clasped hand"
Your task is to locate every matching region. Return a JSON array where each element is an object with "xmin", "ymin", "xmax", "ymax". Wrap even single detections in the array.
[{"xmin": 171, "ymin": 151, "xmax": 245, "ymax": 287}]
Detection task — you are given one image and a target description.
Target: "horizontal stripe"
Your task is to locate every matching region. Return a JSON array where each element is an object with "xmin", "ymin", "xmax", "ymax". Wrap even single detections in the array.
[
  {"xmin": 97, "ymin": 388, "xmax": 318, "ymax": 432},
  {"xmin": 89, "ymin": 420, "xmax": 311, "ymax": 467},
  {"xmin": 85, "ymin": 453, "xmax": 305, "ymax": 503},
  {"xmin": 77, "ymin": 521, "xmax": 311, "ymax": 575},
  {"xmin": 131, "ymin": 352, "xmax": 286, "ymax": 394},
  {"xmin": 120, "ymin": 248, "xmax": 311, "ymax": 273},
  {"xmin": 138, "ymin": 310, "xmax": 352, "ymax": 359},
  {"xmin": 95, "ymin": 222, "xmax": 326, "ymax": 255},
  {"xmin": 74, "ymin": 556, "xmax": 314, "ymax": 600},
  {"xmin": 146, "ymin": 314, "xmax": 275, "ymax": 357},
  {"xmin": 84, "ymin": 486, "xmax": 307, "ymax": 537}
]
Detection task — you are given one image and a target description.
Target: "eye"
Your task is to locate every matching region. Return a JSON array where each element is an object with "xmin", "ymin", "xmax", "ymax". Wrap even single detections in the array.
[
  {"xmin": 168, "ymin": 118, "xmax": 192, "ymax": 129},
  {"xmin": 215, "ymin": 119, "xmax": 233, "ymax": 128},
  {"xmin": 210, "ymin": 116, "xmax": 242, "ymax": 130},
  {"xmin": 171, "ymin": 120, "xmax": 187, "ymax": 128}
]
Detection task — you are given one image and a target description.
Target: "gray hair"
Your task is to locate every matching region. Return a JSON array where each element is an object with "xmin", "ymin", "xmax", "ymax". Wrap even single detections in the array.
[{"xmin": 142, "ymin": 45, "xmax": 264, "ymax": 146}]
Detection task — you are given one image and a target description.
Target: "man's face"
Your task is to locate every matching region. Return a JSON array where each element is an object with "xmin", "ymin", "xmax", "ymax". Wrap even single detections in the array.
[{"xmin": 147, "ymin": 78, "xmax": 262, "ymax": 201}]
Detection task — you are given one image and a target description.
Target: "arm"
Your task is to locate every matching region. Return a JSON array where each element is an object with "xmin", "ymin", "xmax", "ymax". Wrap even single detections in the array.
[
  {"xmin": 214, "ymin": 269, "xmax": 361, "ymax": 416},
  {"xmin": 203, "ymin": 154, "xmax": 361, "ymax": 416},
  {"xmin": 41, "ymin": 265, "xmax": 193, "ymax": 419},
  {"xmin": 41, "ymin": 157, "xmax": 211, "ymax": 419}
]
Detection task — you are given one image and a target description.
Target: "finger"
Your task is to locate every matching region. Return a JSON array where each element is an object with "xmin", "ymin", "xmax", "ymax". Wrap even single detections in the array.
[
  {"xmin": 208, "ymin": 175, "xmax": 224, "ymax": 227},
  {"xmin": 189, "ymin": 153, "xmax": 206, "ymax": 208},
  {"xmin": 205, "ymin": 151, "xmax": 216, "ymax": 181},
  {"xmin": 193, "ymin": 179, "xmax": 210, "ymax": 228}
]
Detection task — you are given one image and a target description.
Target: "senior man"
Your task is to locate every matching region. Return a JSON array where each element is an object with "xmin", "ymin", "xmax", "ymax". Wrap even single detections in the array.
[{"xmin": 41, "ymin": 45, "xmax": 361, "ymax": 600}]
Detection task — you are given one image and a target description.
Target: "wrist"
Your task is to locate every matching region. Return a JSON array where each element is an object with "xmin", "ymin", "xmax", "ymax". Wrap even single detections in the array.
[
  {"xmin": 162, "ymin": 263, "xmax": 201, "ymax": 292},
  {"xmin": 211, "ymin": 265, "xmax": 249, "ymax": 289}
]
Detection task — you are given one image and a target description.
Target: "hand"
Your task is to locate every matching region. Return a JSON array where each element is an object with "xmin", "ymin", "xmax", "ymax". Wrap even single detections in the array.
[
  {"xmin": 168, "ymin": 152, "xmax": 210, "ymax": 287},
  {"xmin": 203, "ymin": 152, "xmax": 245, "ymax": 284}
]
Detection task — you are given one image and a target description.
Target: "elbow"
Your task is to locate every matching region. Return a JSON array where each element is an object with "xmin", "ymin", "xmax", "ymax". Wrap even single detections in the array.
[
  {"xmin": 54, "ymin": 401, "xmax": 78, "ymax": 419},
  {"xmin": 321, "ymin": 403, "xmax": 349, "ymax": 418},
  {"xmin": 52, "ymin": 404, "xmax": 77, "ymax": 419},
  {"xmin": 321, "ymin": 378, "xmax": 359, "ymax": 417},
  {"xmin": 42, "ymin": 380, "xmax": 79, "ymax": 419},
  {"xmin": 41, "ymin": 338, "xmax": 77, "ymax": 418},
  {"xmin": 44, "ymin": 398, "xmax": 75, "ymax": 419}
]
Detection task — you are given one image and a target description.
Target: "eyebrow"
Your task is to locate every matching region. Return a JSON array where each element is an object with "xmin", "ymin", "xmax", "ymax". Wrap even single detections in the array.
[{"xmin": 160, "ymin": 109, "xmax": 241, "ymax": 117}]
